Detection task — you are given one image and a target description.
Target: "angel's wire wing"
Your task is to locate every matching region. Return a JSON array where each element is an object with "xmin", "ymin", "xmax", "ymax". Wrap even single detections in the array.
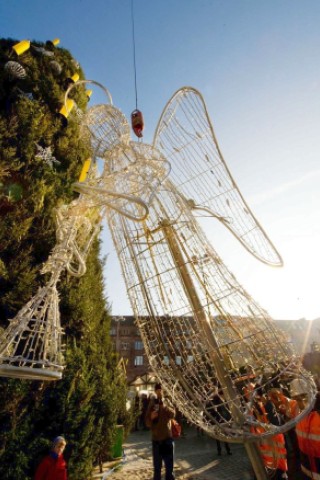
[{"xmin": 153, "ymin": 87, "xmax": 283, "ymax": 266}]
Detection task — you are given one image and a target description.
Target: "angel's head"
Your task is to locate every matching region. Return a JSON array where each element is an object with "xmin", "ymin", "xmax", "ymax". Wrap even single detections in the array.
[{"xmin": 83, "ymin": 104, "xmax": 130, "ymax": 156}]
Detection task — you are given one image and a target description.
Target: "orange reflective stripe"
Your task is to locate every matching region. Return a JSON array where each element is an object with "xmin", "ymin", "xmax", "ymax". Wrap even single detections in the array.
[
  {"xmin": 258, "ymin": 433, "xmax": 287, "ymax": 470},
  {"xmin": 261, "ymin": 454, "xmax": 287, "ymax": 470},
  {"xmin": 260, "ymin": 443, "xmax": 286, "ymax": 453},
  {"xmin": 296, "ymin": 411, "xmax": 320, "ymax": 461},
  {"xmin": 260, "ymin": 447, "xmax": 287, "ymax": 459},
  {"xmin": 296, "ymin": 430, "xmax": 320, "ymax": 442},
  {"xmin": 252, "ymin": 427, "xmax": 288, "ymax": 470}
]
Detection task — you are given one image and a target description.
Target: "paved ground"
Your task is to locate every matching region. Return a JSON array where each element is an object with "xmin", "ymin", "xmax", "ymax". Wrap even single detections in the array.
[
  {"xmin": 92, "ymin": 425, "xmax": 254, "ymax": 480},
  {"xmin": 92, "ymin": 425, "xmax": 304, "ymax": 479}
]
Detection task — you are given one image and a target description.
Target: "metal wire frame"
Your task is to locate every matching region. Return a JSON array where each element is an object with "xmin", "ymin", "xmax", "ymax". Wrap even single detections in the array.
[
  {"xmin": 0, "ymin": 83, "xmax": 316, "ymax": 449},
  {"xmin": 0, "ymin": 168, "xmax": 102, "ymax": 380},
  {"xmin": 107, "ymin": 175, "xmax": 317, "ymax": 442}
]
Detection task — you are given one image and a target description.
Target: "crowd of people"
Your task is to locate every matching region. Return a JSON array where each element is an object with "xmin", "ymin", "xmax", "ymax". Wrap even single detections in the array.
[
  {"xmin": 195, "ymin": 365, "xmax": 320, "ymax": 480},
  {"xmin": 33, "ymin": 372, "xmax": 320, "ymax": 480},
  {"xmin": 240, "ymin": 370, "xmax": 320, "ymax": 479}
]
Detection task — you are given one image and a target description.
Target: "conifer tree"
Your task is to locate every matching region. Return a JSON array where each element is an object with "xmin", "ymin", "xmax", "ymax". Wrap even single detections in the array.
[{"xmin": 0, "ymin": 38, "xmax": 132, "ymax": 480}]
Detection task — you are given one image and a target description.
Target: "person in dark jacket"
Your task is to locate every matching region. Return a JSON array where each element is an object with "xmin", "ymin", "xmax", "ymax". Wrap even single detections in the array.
[
  {"xmin": 35, "ymin": 436, "xmax": 67, "ymax": 480},
  {"xmin": 205, "ymin": 387, "xmax": 232, "ymax": 456},
  {"xmin": 145, "ymin": 383, "xmax": 175, "ymax": 480}
]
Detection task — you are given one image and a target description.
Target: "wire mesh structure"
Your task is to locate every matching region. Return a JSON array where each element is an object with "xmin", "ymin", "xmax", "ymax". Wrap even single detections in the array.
[
  {"xmin": 0, "ymin": 285, "xmax": 63, "ymax": 380},
  {"xmin": 108, "ymin": 176, "xmax": 316, "ymax": 442},
  {"xmin": 74, "ymin": 84, "xmax": 317, "ymax": 445},
  {"xmin": 0, "ymin": 82, "xmax": 316, "ymax": 455},
  {"xmin": 0, "ymin": 166, "xmax": 102, "ymax": 380}
]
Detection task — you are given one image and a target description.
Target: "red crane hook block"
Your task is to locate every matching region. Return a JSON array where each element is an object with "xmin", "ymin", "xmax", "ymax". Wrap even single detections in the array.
[{"xmin": 131, "ymin": 109, "xmax": 144, "ymax": 138}]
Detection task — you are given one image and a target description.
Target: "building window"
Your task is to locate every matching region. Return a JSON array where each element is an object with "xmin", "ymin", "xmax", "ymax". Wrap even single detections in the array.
[
  {"xmin": 110, "ymin": 327, "xmax": 116, "ymax": 335},
  {"xmin": 163, "ymin": 356, "xmax": 169, "ymax": 366},
  {"xmin": 134, "ymin": 340, "xmax": 144, "ymax": 350},
  {"xmin": 175, "ymin": 356, "xmax": 182, "ymax": 366},
  {"xmin": 187, "ymin": 355, "xmax": 194, "ymax": 363},
  {"xmin": 134, "ymin": 356, "xmax": 143, "ymax": 366},
  {"xmin": 121, "ymin": 342, "xmax": 130, "ymax": 350}
]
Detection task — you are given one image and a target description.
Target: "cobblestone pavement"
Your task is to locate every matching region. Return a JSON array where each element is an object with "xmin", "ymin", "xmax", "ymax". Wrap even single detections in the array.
[{"xmin": 93, "ymin": 426, "xmax": 254, "ymax": 480}]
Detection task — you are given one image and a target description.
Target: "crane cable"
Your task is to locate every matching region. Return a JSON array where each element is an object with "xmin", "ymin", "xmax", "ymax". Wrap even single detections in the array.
[
  {"xmin": 131, "ymin": 0, "xmax": 138, "ymax": 110},
  {"xmin": 130, "ymin": 0, "xmax": 145, "ymax": 138}
]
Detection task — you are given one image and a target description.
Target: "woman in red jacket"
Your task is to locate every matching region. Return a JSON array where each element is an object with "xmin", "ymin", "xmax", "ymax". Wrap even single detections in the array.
[{"xmin": 35, "ymin": 436, "xmax": 67, "ymax": 480}]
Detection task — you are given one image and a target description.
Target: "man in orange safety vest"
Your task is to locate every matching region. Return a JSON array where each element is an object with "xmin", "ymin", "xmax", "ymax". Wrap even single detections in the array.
[
  {"xmin": 296, "ymin": 392, "xmax": 320, "ymax": 479},
  {"xmin": 252, "ymin": 401, "xmax": 288, "ymax": 479}
]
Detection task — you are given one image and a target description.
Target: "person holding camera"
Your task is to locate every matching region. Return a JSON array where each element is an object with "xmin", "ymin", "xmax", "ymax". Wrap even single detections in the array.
[{"xmin": 145, "ymin": 382, "xmax": 175, "ymax": 480}]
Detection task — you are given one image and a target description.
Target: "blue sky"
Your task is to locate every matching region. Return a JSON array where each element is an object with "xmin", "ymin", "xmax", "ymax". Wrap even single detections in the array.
[{"xmin": 1, "ymin": 0, "xmax": 320, "ymax": 321}]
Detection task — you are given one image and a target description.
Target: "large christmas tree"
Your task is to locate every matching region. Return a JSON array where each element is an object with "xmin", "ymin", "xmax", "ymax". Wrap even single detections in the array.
[{"xmin": 0, "ymin": 38, "xmax": 131, "ymax": 480}]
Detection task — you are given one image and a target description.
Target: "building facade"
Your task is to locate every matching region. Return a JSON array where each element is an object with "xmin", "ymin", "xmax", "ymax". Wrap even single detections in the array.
[
  {"xmin": 111, "ymin": 315, "xmax": 320, "ymax": 384},
  {"xmin": 110, "ymin": 316, "xmax": 150, "ymax": 383}
]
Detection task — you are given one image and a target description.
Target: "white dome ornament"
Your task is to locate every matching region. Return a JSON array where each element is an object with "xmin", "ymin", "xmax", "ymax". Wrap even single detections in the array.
[
  {"xmin": 49, "ymin": 61, "xmax": 62, "ymax": 75},
  {"xmin": 4, "ymin": 61, "xmax": 27, "ymax": 80}
]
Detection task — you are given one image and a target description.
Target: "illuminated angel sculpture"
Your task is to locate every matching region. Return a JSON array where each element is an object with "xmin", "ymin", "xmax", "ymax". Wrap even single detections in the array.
[{"xmin": 0, "ymin": 82, "xmax": 316, "ymax": 455}]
